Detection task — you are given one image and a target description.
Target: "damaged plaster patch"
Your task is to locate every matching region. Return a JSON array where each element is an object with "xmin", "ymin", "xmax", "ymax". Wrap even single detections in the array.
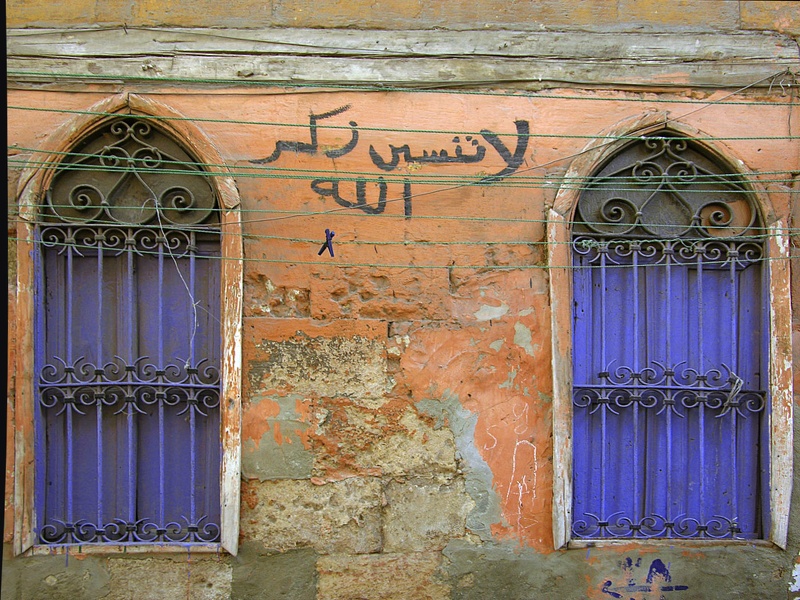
[
  {"xmin": 416, "ymin": 391, "xmax": 505, "ymax": 542},
  {"xmin": 790, "ymin": 554, "xmax": 800, "ymax": 592},
  {"xmin": 489, "ymin": 339, "xmax": 504, "ymax": 352},
  {"xmin": 498, "ymin": 368, "xmax": 518, "ymax": 390},
  {"xmin": 243, "ymin": 431, "xmax": 312, "ymax": 481},
  {"xmin": 249, "ymin": 334, "xmax": 390, "ymax": 407},
  {"xmin": 474, "ymin": 303, "xmax": 509, "ymax": 322},
  {"xmin": 242, "ymin": 395, "xmax": 313, "ymax": 480},
  {"xmin": 513, "ymin": 322, "xmax": 535, "ymax": 357}
]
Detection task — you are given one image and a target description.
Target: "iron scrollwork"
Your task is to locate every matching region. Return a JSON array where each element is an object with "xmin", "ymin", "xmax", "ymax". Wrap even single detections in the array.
[
  {"xmin": 45, "ymin": 118, "xmax": 218, "ymax": 226},
  {"xmin": 38, "ymin": 356, "xmax": 221, "ymax": 417},
  {"xmin": 39, "ymin": 516, "xmax": 220, "ymax": 545},
  {"xmin": 572, "ymin": 361, "xmax": 766, "ymax": 420},
  {"xmin": 574, "ymin": 133, "xmax": 761, "ymax": 240}
]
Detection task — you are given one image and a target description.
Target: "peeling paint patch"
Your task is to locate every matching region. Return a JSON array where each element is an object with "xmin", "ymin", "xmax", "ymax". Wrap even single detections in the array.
[
  {"xmin": 242, "ymin": 396, "xmax": 281, "ymax": 449},
  {"xmin": 242, "ymin": 428, "xmax": 313, "ymax": 481},
  {"xmin": 417, "ymin": 392, "xmax": 505, "ymax": 541},
  {"xmin": 498, "ymin": 368, "xmax": 518, "ymax": 390},
  {"xmin": 474, "ymin": 303, "xmax": 509, "ymax": 322},
  {"xmin": 242, "ymin": 395, "xmax": 313, "ymax": 480},
  {"xmin": 513, "ymin": 322, "xmax": 535, "ymax": 356},
  {"xmin": 790, "ymin": 555, "xmax": 800, "ymax": 592}
]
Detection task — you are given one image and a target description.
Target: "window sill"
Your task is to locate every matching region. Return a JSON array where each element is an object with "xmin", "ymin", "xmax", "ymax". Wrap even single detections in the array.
[
  {"xmin": 23, "ymin": 543, "xmax": 224, "ymax": 557},
  {"xmin": 568, "ymin": 538, "xmax": 778, "ymax": 550}
]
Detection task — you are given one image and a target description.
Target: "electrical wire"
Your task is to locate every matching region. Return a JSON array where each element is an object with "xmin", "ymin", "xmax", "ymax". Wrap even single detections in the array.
[
  {"xmin": 7, "ymin": 69, "xmax": 798, "ymax": 238},
  {"xmin": 7, "ymin": 106, "xmax": 799, "ymax": 136},
  {"xmin": 8, "ymin": 156, "xmax": 797, "ymax": 190},
  {"xmin": 8, "ymin": 233, "xmax": 796, "ymax": 272}
]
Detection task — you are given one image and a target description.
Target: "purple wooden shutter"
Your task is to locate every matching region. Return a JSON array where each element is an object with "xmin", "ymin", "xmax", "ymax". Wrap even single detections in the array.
[
  {"xmin": 34, "ymin": 118, "xmax": 222, "ymax": 546},
  {"xmin": 571, "ymin": 134, "xmax": 768, "ymax": 540}
]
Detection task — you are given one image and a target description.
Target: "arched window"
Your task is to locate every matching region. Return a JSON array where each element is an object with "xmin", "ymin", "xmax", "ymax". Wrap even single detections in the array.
[
  {"xmin": 569, "ymin": 132, "xmax": 768, "ymax": 540},
  {"xmin": 34, "ymin": 117, "xmax": 225, "ymax": 547}
]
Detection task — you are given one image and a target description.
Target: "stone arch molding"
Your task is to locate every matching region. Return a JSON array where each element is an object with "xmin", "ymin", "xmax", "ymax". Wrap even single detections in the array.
[
  {"xmin": 547, "ymin": 112, "xmax": 792, "ymax": 550},
  {"xmin": 13, "ymin": 94, "xmax": 244, "ymax": 556},
  {"xmin": 551, "ymin": 110, "xmax": 776, "ymax": 223},
  {"xmin": 17, "ymin": 93, "xmax": 240, "ymax": 218}
]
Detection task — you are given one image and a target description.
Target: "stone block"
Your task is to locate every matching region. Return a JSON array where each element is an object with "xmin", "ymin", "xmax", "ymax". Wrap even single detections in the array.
[
  {"xmin": 383, "ymin": 478, "xmax": 473, "ymax": 552},
  {"xmin": 421, "ymin": 0, "xmax": 619, "ymax": 31},
  {"xmin": 132, "ymin": 0, "xmax": 276, "ymax": 27},
  {"xmin": 618, "ymin": 0, "xmax": 739, "ymax": 30},
  {"xmin": 242, "ymin": 396, "xmax": 313, "ymax": 481},
  {"xmin": 309, "ymin": 400, "xmax": 458, "ymax": 479},
  {"xmin": 105, "ymin": 557, "xmax": 232, "ymax": 600},
  {"xmin": 231, "ymin": 542, "xmax": 318, "ymax": 600},
  {"xmin": 316, "ymin": 552, "xmax": 450, "ymax": 600},
  {"xmin": 741, "ymin": 1, "xmax": 800, "ymax": 35},
  {"xmin": 356, "ymin": 408, "xmax": 459, "ymax": 477},
  {"xmin": 7, "ymin": 0, "xmax": 96, "ymax": 27},
  {"xmin": 241, "ymin": 478, "xmax": 382, "ymax": 554},
  {"xmin": 246, "ymin": 330, "xmax": 390, "ymax": 407}
]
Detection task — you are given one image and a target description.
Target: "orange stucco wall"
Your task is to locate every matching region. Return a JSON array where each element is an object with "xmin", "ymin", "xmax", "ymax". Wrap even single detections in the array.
[
  {"xmin": 5, "ymin": 3, "xmax": 800, "ymax": 594},
  {"xmin": 8, "ymin": 86, "xmax": 798, "ymax": 551}
]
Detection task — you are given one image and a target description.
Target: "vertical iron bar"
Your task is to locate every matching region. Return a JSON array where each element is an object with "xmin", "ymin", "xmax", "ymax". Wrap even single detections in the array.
[
  {"xmin": 126, "ymin": 232, "xmax": 136, "ymax": 533},
  {"xmin": 66, "ymin": 407, "xmax": 74, "ymax": 540},
  {"xmin": 728, "ymin": 243, "xmax": 739, "ymax": 526},
  {"xmin": 96, "ymin": 236, "xmax": 104, "ymax": 530},
  {"xmin": 158, "ymin": 234, "xmax": 165, "ymax": 531},
  {"xmin": 599, "ymin": 247, "xmax": 607, "ymax": 520},
  {"xmin": 697, "ymin": 245, "xmax": 706, "ymax": 531},
  {"xmin": 665, "ymin": 242, "xmax": 673, "ymax": 536},
  {"xmin": 632, "ymin": 243, "xmax": 640, "ymax": 524},
  {"xmin": 189, "ymin": 233, "xmax": 197, "ymax": 529},
  {"xmin": 65, "ymin": 238, "xmax": 74, "ymax": 533}
]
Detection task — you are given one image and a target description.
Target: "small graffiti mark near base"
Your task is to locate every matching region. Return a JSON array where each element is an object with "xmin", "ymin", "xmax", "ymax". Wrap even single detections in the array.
[{"xmin": 602, "ymin": 558, "xmax": 688, "ymax": 599}]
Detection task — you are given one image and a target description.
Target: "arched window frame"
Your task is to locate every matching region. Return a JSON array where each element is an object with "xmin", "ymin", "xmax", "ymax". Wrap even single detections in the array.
[
  {"xmin": 13, "ymin": 95, "xmax": 243, "ymax": 556},
  {"xmin": 547, "ymin": 114, "xmax": 793, "ymax": 550}
]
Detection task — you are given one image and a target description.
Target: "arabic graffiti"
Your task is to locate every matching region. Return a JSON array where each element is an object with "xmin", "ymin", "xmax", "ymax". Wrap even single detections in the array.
[
  {"xmin": 250, "ymin": 105, "xmax": 359, "ymax": 164},
  {"xmin": 248, "ymin": 105, "xmax": 530, "ymax": 217},
  {"xmin": 478, "ymin": 120, "xmax": 530, "ymax": 183},
  {"xmin": 368, "ymin": 136, "xmax": 487, "ymax": 170},
  {"xmin": 601, "ymin": 558, "xmax": 689, "ymax": 599},
  {"xmin": 367, "ymin": 119, "xmax": 530, "ymax": 184}
]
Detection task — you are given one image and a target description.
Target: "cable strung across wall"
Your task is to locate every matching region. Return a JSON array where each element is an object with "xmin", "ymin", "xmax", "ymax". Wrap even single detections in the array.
[
  {"xmin": 7, "ymin": 106, "xmax": 799, "ymax": 136},
  {"xmin": 8, "ymin": 152, "xmax": 797, "ymax": 188},
  {"xmin": 6, "ymin": 232, "xmax": 796, "ymax": 273},
  {"xmin": 8, "ymin": 69, "xmax": 797, "ymax": 259}
]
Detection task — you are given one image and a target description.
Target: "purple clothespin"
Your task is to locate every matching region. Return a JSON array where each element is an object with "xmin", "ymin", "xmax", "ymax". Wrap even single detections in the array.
[{"xmin": 318, "ymin": 229, "xmax": 335, "ymax": 257}]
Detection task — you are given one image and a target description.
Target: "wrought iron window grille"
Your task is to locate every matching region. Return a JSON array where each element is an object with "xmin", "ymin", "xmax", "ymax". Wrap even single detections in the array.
[
  {"xmin": 571, "ymin": 132, "xmax": 767, "ymax": 541},
  {"xmin": 34, "ymin": 118, "xmax": 223, "ymax": 547}
]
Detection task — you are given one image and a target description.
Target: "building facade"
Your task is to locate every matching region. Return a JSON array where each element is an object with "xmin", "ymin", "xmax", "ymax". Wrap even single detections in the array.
[{"xmin": 5, "ymin": 1, "xmax": 800, "ymax": 598}]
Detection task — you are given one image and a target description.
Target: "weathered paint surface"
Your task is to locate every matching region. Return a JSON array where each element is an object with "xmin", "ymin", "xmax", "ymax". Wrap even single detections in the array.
[
  {"xmin": 7, "ymin": 0, "xmax": 799, "ymax": 32},
  {"xmin": 5, "ymin": 1, "xmax": 800, "ymax": 598}
]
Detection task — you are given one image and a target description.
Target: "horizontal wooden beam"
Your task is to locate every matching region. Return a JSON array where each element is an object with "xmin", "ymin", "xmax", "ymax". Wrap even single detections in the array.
[{"xmin": 7, "ymin": 27, "xmax": 799, "ymax": 89}]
